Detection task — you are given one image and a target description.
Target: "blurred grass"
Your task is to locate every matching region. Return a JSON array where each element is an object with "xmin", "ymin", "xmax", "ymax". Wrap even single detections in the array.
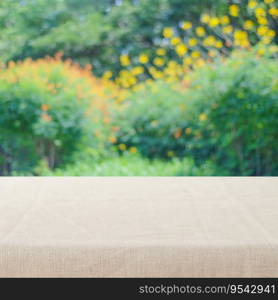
[{"xmin": 38, "ymin": 154, "xmax": 216, "ymax": 176}]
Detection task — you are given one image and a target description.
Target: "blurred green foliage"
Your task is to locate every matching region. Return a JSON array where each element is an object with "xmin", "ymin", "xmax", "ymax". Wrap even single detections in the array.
[
  {"xmin": 0, "ymin": 0, "xmax": 277, "ymax": 176},
  {"xmin": 114, "ymin": 50, "xmax": 278, "ymax": 175},
  {"xmin": 0, "ymin": 57, "xmax": 107, "ymax": 175},
  {"xmin": 184, "ymin": 50, "xmax": 278, "ymax": 175},
  {"xmin": 0, "ymin": 0, "xmax": 229, "ymax": 75},
  {"xmin": 114, "ymin": 81, "xmax": 189, "ymax": 158},
  {"xmin": 30, "ymin": 154, "xmax": 216, "ymax": 176}
]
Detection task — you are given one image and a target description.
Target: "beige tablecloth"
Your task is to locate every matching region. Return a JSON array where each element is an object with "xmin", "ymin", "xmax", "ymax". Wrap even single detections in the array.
[{"xmin": 0, "ymin": 177, "xmax": 277, "ymax": 277}]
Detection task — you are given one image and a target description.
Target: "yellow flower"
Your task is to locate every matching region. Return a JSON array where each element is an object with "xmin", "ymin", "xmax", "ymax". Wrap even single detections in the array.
[
  {"xmin": 181, "ymin": 21, "xmax": 192, "ymax": 30},
  {"xmin": 223, "ymin": 25, "xmax": 233, "ymax": 34},
  {"xmin": 128, "ymin": 76, "xmax": 137, "ymax": 85},
  {"xmin": 209, "ymin": 17, "xmax": 219, "ymax": 27},
  {"xmin": 267, "ymin": 29, "xmax": 276, "ymax": 38},
  {"xmin": 234, "ymin": 30, "xmax": 248, "ymax": 40},
  {"xmin": 191, "ymin": 51, "xmax": 201, "ymax": 59},
  {"xmin": 188, "ymin": 38, "xmax": 198, "ymax": 47},
  {"xmin": 255, "ymin": 7, "xmax": 266, "ymax": 17},
  {"xmin": 176, "ymin": 44, "xmax": 188, "ymax": 56},
  {"xmin": 239, "ymin": 39, "xmax": 250, "ymax": 48},
  {"xmin": 264, "ymin": 0, "xmax": 274, "ymax": 3},
  {"xmin": 156, "ymin": 48, "xmax": 166, "ymax": 56},
  {"xmin": 248, "ymin": 0, "xmax": 257, "ymax": 9},
  {"xmin": 120, "ymin": 54, "xmax": 130, "ymax": 66},
  {"xmin": 103, "ymin": 70, "xmax": 113, "ymax": 79},
  {"xmin": 229, "ymin": 4, "xmax": 239, "ymax": 17},
  {"xmin": 129, "ymin": 146, "xmax": 137, "ymax": 153},
  {"xmin": 203, "ymin": 35, "xmax": 216, "ymax": 47},
  {"xmin": 171, "ymin": 37, "xmax": 181, "ymax": 45},
  {"xmin": 196, "ymin": 26, "xmax": 206, "ymax": 37},
  {"xmin": 139, "ymin": 54, "xmax": 149, "ymax": 64},
  {"xmin": 167, "ymin": 151, "xmax": 175, "ymax": 157},
  {"xmin": 201, "ymin": 14, "xmax": 210, "ymax": 24},
  {"xmin": 244, "ymin": 20, "xmax": 254, "ymax": 30},
  {"xmin": 183, "ymin": 57, "xmax": 193, "ymax": 65},
  {"xmin": 163, "ymin": 27, "xmax": 174, "ymax": 38},
  {"xmin": 168, "ymin": 60, "xmax": 178, "ymax": 68},
  {"xmin": 257, "ymin": 17, "xmax": 268, "ymax": 25},
  {"xmin": 257, "ymin": 48, "xmax": 266, "ymax": 56},
  {"xmin": 119, "ymin": 144, "xmax": 127, "ymax": 151},
  {"xmin": 153, "ymin": 57, "xmax": 165, "ymax": 66},
  {"xmin": 257, "ymin": 26, "xmax": 268, "ymax": 36},
  {"xmin": 220, "ymin": 16, "xmax": 230, "ymax": 25},
  {"xmin": 269, "ymin": 8, "xmax": 278, "ymax": 17},
  {"xmin": 152, "ymin": 70, "xmax": 163, "ymax": 79},
  {"xmin": 131, "ymin": 66, "xmax": 144, "ymax": 76},
  {"xmin": 185, "ymin": 128, "xmax": 192, "ymax": 135},
  {"xmin": 199, "ymin": 113, "xmax": 207, "ymax": 121},
  {"xmin": 215, "ymin": 41, "xmax": 223, "ymax": 48}
]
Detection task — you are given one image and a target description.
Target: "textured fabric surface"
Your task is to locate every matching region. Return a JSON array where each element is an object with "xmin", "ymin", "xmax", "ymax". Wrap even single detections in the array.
[{"xmin": 0, "ymin": 177, "xmax": 277, "ymax": 278}]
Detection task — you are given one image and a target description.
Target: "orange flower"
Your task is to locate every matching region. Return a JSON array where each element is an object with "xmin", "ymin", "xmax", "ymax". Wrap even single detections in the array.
[
  {"xmin": 41, "ymin": 104, "xmax": 49, "ymax": 111},
  {"xmin": 174, "ymin": 128, "xmax": 182, "ymax": 139},
  {"xmin": 41, "ymin": 113, "xmax": 52, "ymax": 122},
  {"xmin": 112, "ymin": 126, "xmax": 120, "ymax": 132},
  {"xmin": 109, "ymin": 136, "xmax": 117, "ymax": 144}
]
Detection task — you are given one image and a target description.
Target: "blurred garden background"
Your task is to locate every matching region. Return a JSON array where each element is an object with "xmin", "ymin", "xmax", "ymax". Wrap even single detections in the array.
[{"xmin": 0, "ymin": 0, "xmax": 277, "ymax": 176}]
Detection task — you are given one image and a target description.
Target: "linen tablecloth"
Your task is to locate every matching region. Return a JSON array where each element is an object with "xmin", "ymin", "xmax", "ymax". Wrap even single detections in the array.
[{"xmin": 0, "ymin": 177, "xmax": 277, "ymax": 277}]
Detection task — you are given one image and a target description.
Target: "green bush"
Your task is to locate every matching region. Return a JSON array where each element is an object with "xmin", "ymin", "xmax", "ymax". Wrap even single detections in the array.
[
  {"xmin": 0, "ymin": 0, "xmax": 228, "ymax": 76},
  {"xmin": 36, "ymin": 153, "xmax": 216, "ymax": 176},
  {"xmin": 184, "ymin": 49, "xmax": 278, "ymax": 175},
  {"xmin": 0, "ymin": 57, "xmax": 110, "ymax": 175},
  {"xmin": 114, "ymin": 81, "xmax": 190, "ymax": 159},
  {"xmin": 114, "ymin": 49, "xmax": 278, "ymax": 175}
]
